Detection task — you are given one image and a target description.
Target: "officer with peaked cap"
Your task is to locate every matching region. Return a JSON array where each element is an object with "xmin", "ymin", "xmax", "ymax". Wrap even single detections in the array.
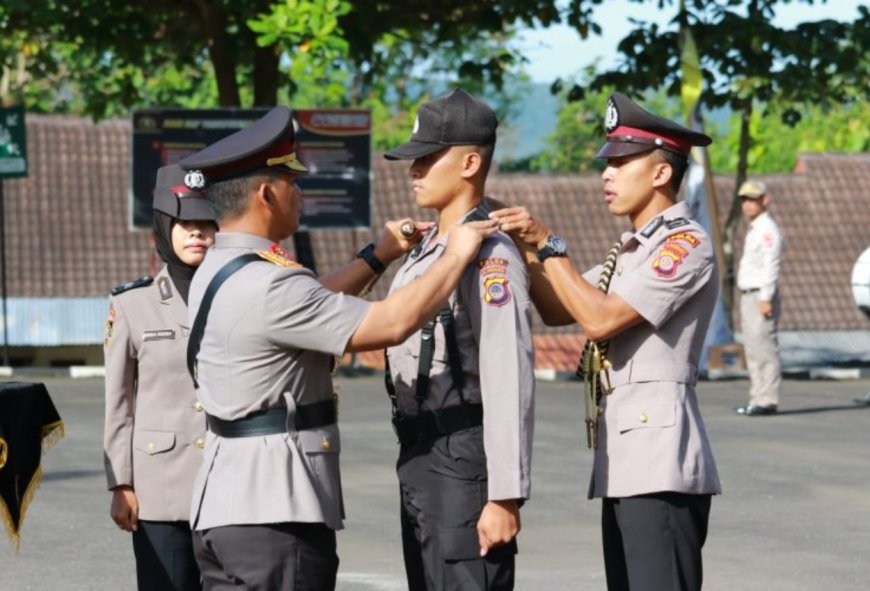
[
  {"xmin": 384, "ymin": 88, "xmax": 536, "ymax": 590},
  {"xmin": 178, "ymin": 105, "xmax": 498, "ymax": 589},
  {"xmin": 104, "ymin": 164, "xmax": 217, "ymax": 591},
  {"xmin": 735, "ymin": 179, "xmax": 783, "ymax": 416},
  {"xmin": 492, "ymin": 92, "xmax": 721, "ymax": 591}
]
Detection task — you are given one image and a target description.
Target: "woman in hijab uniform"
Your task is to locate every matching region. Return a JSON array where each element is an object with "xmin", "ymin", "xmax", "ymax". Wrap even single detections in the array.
[{"xmin": 103, "ymin": 164, "xmax": 218, "ymax": 591}]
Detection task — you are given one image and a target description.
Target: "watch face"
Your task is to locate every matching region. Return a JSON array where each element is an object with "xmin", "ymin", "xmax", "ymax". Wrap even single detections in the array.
[{"xmin": 550, "ymin": 236, "xmax": 567, "ymax": 254}]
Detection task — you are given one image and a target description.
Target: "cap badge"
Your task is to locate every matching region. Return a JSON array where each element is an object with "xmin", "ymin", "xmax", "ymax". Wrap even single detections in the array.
[
  {"xmin": 184, "ymin": 170, "xmax": 206, "ymax": 190},
  {"xmin": 605, "ymin": 98, "xmax": 619, "ymax": 133},
  {"xmin": 412, "ymin": 115, "xmax": 420, "ymax": 135}
]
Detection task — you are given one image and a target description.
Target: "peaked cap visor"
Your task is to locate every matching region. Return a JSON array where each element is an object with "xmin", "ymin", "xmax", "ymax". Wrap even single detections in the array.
[{"xmin": 384, "ymin": 140, "xmax": 448, "ymax": 161}]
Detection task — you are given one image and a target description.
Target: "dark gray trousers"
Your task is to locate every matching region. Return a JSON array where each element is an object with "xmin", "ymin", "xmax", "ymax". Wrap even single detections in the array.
[
  {"xmin": 132, "ymin": 520, "xmax": 201, "ymax": 591},
  {"xmin": 397, "ymin": 426, "xmax": 516, "ymax": 591},
  {"xmin": 193, "ymin": 522, "xmax": 338, "ymax": 591},
  {"xmin": 602, "ymin": 492, "xmax": 712, "ymax": 591}
]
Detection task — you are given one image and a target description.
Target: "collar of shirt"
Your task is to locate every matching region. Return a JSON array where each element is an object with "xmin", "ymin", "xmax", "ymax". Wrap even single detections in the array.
[
  {"xmin": 622, "ymin": 201, "xmax": 690, "ymax": 250},
  {"xmin": 214, "ymin": 232, "xmax": 275, "ymax": 251},
  {"xmin": 749, "ymin": 210, "xmax": 772, "ymax": 230}
]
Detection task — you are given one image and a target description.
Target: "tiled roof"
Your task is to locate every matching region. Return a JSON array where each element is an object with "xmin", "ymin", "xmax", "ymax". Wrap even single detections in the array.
[{"xmin": 4, "ymin": 116, "xmax": 868, "ymax": 368}]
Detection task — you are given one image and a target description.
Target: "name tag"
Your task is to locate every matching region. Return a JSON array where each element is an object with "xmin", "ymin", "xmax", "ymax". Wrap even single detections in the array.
[{"xmin": 143, "ymin": 329, "xmax": 176, "ymax": 341}]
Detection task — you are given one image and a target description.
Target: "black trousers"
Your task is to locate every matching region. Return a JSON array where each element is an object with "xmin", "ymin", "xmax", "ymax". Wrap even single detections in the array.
[
  {"xmin": 193, "ymin": 522, "xmax": 338, "ymax": 591},
  {"xmin": 397, "ymin": 426, "xmax": 516, "ymax": 591},
  {"xmin": 602, "ymin": 492, "xmax": 712, "ymax": 591},
  {"xmin": 132, "ymin": 520, "xmax": 201, "ymax": 591}
]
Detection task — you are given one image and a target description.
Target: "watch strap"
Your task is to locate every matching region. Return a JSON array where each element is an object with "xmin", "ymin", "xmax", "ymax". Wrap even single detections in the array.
[{"xmin": 357, "ymin": 243, "xmax": 386, "ymax": 274}]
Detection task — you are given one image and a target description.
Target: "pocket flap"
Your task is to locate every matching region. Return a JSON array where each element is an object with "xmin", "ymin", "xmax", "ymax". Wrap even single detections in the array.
[
  {"xmin": 617, "ymin": 395, "xmax": 677, "ymax": 433},
  {"xmin": 297, "ymin": 424, "xmax": 341, "ymax": 455},
  {"xmin": 133, "ymin": 430, "xmax": 176, "ymax": 455}
]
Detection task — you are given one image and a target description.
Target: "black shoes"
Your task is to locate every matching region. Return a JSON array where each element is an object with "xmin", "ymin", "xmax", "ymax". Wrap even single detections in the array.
[{"xmin": 734, "ymin": 405, "xmax": 778, "ymax": 416}]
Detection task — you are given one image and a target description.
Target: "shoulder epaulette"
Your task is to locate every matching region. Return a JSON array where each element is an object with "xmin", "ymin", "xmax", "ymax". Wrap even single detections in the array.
[
  {"xmin": 111, "ymin": 276, "xmax": 153, "ymax": 296},
  {"xmin": 664, "ymin": 217, "xmax": 690, "ymax": 230}
]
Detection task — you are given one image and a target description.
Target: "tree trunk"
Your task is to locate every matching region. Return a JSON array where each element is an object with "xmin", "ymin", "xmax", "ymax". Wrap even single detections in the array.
[
  {"xmin": 253, "ymin": 45, "xmax": 280, "ymax": 107},
  {"xmin": 195, "ymin": 0, "xmax": 241, "ymax": 107},
  {"xmin": 721, "ymin": 98, "xmax": 752, "ymax": 328}
]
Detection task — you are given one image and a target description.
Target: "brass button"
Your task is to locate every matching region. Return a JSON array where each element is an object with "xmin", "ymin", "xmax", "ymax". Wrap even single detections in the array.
[
  {"xmin": 195, "ymin": 438, "xmax": 205, "ymax": 449},
  {"xmin": 147, "ymin": 442, "xmax": 155, "ymax": 451},
  {"xmin": 321, "ymin": 437, "xmax": 331, "ymax": 451},
  {"xmin": 193, "ymin": 401, "xmax": 203, "ymax": 412},
  {"xmin": 639, "ymin": 413, "xmax": 648, "ymax": 424}
]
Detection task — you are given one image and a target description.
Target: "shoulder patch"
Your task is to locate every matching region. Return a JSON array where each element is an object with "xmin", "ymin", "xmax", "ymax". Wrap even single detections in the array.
[
  {"xmin": 664, "ymin": 217, "xmax": 690, "ymax": 230},
  {"xmin": 111, "ymin": 276, "xmax": 153, "ymax": 296},
  {"xmin": 651, "ymin": 232, "xmax": 701, "ymax": 279},
  {"xmin": 478, "ymin": 257, "xmax": 511, "ymax": 307}
]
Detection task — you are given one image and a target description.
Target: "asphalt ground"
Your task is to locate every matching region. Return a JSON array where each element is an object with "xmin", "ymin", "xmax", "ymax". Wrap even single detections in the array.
[{"xmin": 1, "ymin": 375, "xmax": 869, "ymax": 590}]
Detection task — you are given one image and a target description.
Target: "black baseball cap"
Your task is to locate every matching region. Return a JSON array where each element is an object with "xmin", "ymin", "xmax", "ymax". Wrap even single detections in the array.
[
  {"xmin": 179, "ymin": 106, "xmax": 307, "ymax": 189},
  {"xmin": 384, "ymin": 88, "xmax": 498, "ymax": 160},
  {"xmin": 596, "ymin": 92, "xmax": 711, "ymax": 159},
  {"xmin": 152, "ymin": 164, "xmax": 216, "ymax": 222}
]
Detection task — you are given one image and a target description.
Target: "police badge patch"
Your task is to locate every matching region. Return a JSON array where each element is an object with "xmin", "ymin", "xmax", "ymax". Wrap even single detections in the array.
[
  {"xmin": 651, "ymin": 232, "xmax": 701, "ymax": 279},
  {"xmin": 478, "ymin": 257, "xmax": 511, "ymax": 307}
]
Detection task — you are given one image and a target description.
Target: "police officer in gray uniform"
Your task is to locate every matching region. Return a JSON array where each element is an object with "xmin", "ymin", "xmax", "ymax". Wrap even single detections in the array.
[
  {"xmin": 383, "ymin": 89, "xmax": 535, "ymax": 590},
  {"xmin": 178, "ymin": 106, "xmax": 498, "ymax": 590},
  {"xmin": 492, "ymin": 93, "xmax": 722, "ymax": 591},
  {"xmin": 104, "ymin": 164, "xmax": 218, "ymax": 590}
]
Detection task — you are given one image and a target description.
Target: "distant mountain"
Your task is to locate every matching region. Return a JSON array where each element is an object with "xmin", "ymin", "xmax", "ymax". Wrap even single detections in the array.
[{"xmin": 496, "ymin": 82, "xmax": 561, "ymax": 163}]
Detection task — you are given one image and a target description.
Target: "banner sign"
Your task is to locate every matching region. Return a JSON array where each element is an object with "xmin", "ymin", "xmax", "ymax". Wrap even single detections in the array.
[{"xmin": 0, "ymin": 106, "xmax": 27, "ymax": 179}]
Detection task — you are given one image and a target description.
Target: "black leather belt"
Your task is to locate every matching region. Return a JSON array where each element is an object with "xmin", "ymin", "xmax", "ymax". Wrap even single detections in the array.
[
  {"xmin": 392, "ymin": 403, "xmax": 483, "ymax": 446},
  {"xmin": 741, "ymin": 288, "xmax": 760, "ymax": 294},
  {"xmin": 206, "ymin": 399, "xmax": 337, "ymax": 438}
]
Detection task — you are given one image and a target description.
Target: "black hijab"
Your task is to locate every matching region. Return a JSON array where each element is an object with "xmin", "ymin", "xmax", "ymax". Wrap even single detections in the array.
[{"xmin": 153, "ymin": 211, "xmax": 197, "ymax": 305}]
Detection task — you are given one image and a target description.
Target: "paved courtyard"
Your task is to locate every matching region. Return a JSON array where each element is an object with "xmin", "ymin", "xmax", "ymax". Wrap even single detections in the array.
[{"xmin": 1, "ymin": 375, "xmax": 869, "ymax": 590}]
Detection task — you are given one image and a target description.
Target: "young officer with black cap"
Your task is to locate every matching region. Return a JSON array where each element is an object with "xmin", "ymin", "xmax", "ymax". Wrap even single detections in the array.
[
  {"xmin": 383, "ymin": 88, "xmax": 535, "ymax": 590},
  {"xmin": 103, "ymin": 164, "xmax": 218, "ymax": 591},
  {"xmin": 178, "ymin": 105, "xmax": 498, "ymax": 589},
  {"xmin": 492, "ymin": 92, "xmax": 721, "ymax": 591}
]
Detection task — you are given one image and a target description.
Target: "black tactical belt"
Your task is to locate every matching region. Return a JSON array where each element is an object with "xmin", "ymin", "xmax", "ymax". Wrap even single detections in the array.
[
  {"xmin": 207, "ymin": 399, "xmax": 337, "ymax": 438},
  {"xmin": 392, "ymin": 403, "xmax": 483, "ymax": 446}
]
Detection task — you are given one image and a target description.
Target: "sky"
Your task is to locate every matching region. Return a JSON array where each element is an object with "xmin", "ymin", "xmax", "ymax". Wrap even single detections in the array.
[{"xmin": 519, "ymin": 0, "xmax": 867, "ymax": 83}]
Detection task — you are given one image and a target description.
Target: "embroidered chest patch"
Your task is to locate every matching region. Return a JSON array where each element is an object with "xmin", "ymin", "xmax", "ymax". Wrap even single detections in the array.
[
  {"xmin": 651, "ymin": 232, "xmax": 701, "ymax": 279},
  {"xmin": 478, "ymin": 257, "xmax": 511, "ymax": 307}
]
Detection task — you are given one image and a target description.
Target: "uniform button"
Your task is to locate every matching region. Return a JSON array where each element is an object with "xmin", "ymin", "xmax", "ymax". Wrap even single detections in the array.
[
  {"xmin": 321, "ymin": 437, "xmax": 331, "ymax": 451},
  {"xmin": 639, "ymin": 413, "xmax": 648, "ymax": 424},
  {"xmin": 195, "ymin": 438, "xmax": 205, "ymax": 449},
  {"xmin": 147, "ymin": 442, "xmax": 155, "ymax": 452},
  {"xmin": 193, "ymin": 401, "xmax": 203, "ymax": 412},
  {"xmin": 617, "ymin": 267, "xmax": 623, "ymax": 275}
]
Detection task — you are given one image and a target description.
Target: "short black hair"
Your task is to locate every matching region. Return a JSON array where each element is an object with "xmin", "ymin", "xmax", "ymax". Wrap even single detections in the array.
[
  {"xmin": 654, "ymin": 149, "xmax": 689, "ymax": 194},
  {"xmin": 206, "ymin": 168, "xmax": 289, "ymax": 222},
  {"xmin": 474, "ymin": 141, "xmax": 496, "ymax": 178}
]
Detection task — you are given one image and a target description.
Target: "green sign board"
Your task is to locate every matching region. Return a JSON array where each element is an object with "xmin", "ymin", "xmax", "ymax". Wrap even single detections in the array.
[{"xmin": 0, "ymin": 106, "xmax": 27, "ymax": 179}]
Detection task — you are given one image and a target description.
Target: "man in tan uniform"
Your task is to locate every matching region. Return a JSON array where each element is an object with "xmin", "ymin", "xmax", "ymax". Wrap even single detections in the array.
[
  {"xmin": 492, "ymin": 92, "xmax": 721, "ymax": 591},
  {"xmin": 383, "ymin": 89, "xmax": 535, "ymax": 590},
  {"xmin": 178, "ymin": 106, "xmax": 497, "ymax": 589},
  {"xmin": 734, "ymin": 180, "xmax": 783, "ymax": 416}
]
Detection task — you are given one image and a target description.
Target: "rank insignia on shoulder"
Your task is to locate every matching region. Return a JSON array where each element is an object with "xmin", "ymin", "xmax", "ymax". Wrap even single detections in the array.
[
  {"xmin": 651, "ymin": 232, "xmax": 701, "ymax": 279},
  {"xmin": 257, "ymin": 243, "xmax": 301, "ymax": 268},
  {"xmin": 664, "ymin": 217, "xmax": 690, "ymax": 230},
  {"xmin": 111, "ymin": 276, "xmax": 153, "ymax": 296}
]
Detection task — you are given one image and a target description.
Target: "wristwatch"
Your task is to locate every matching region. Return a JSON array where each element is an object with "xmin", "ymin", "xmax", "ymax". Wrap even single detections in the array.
[
  {"xmin": 356, "ymin": 242, "xmax": 386, "ymax": 274},
  {"xmin": 537, "ymin": 235, "xmax": 568, "ymax": 262}
]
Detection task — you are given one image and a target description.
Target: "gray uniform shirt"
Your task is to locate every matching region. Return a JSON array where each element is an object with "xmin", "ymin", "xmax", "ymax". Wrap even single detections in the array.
[
  {"xmin": 585, "ymin": 202, "xmax": 722, "ymax": 498},
  {"xmin": 386, "ymin": 224, "xmax": 535, "ymax": 501},
  {"xmin": 103, "ymin": 266, "xmax": 206, "ymax": 522},
  {"xmin": 187, "ymin": 232, "xmax": 370, "ymax": 531}
]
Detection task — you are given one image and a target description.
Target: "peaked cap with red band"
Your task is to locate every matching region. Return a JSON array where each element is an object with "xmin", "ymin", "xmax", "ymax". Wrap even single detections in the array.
[
  {"xmin": 179, "ymin": 106, "xmax": 308, "ymax": 188},
  {"xmin": 152, "ymin": 163, "xmax": 216, "ymax": 221},
  {"xmin": 596, "ymin": 92, "xmax": 711, "ymax": 159}
]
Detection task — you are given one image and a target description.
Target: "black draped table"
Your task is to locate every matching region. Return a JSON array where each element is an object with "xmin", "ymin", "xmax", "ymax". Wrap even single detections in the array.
[{"xmin": 0, "ymin": 381, "xmax": 64, "ymax": 551}]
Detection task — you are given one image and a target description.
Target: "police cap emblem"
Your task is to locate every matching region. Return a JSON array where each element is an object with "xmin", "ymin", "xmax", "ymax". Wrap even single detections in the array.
[
  {"xmin": 605, "ymin": 98, "xmax": 619, "ymax": 133},
  {"xmin": 184, "ymin": 170, "xmax": 206, "ymax": 190}
]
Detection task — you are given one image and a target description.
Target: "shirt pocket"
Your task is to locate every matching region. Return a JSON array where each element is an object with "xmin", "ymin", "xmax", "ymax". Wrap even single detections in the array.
[
  {"xmin": 616, "ymin": 390, "xmax": 677, "ymax": 434},
  {"xmin": 296, "ymin": 424, "xmax": 342, "ymax": 482},
  {"xmin": 133, "ymin": 430, "xmax": 176, "ymax": 455}
]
